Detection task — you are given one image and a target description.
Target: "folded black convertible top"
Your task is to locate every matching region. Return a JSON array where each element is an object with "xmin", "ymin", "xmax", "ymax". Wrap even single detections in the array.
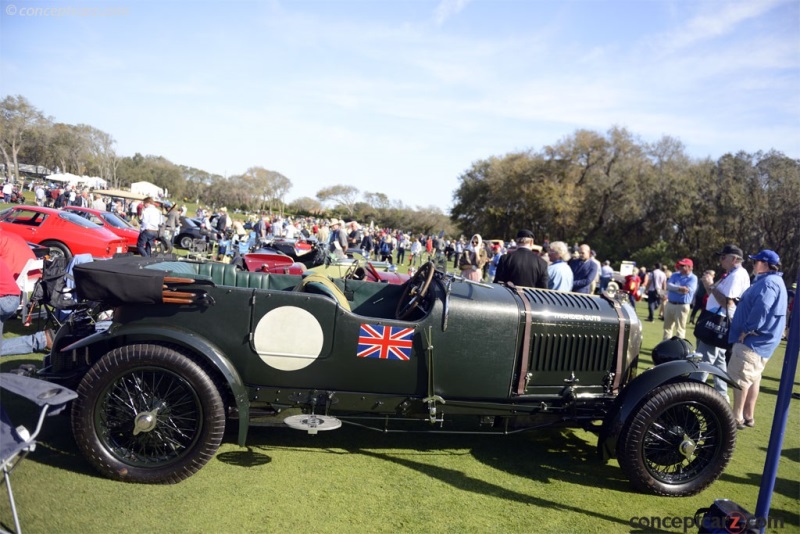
[{"xmin": 73, "ymin": 255, "xmax": 175, "ymax": 306}]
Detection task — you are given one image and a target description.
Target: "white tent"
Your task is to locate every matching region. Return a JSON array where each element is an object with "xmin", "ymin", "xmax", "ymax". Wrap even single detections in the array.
[
  {"xmin": 45, "ymin": 173, "xmax": 107, "ymax": 189},
  {"xmin": 130, "ymin": 181, "xmax": 164, "ymax": 198}
]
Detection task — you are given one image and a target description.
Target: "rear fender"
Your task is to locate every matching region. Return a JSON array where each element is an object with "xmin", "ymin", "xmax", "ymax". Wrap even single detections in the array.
[
  {"xmin": 61, "ymin": 324, "xmax": 251, "ymax": 446},
  {"xmin": 597, "ymin": 359, "xmax": 737, "ymax": 461}
]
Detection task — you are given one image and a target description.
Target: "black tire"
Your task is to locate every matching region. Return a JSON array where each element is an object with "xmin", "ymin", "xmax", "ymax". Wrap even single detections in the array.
[
  {"xmin": 41, "ymin": 240, "xmax": 72, "ymax": 262},
  {"xmin": 617, "ymin": 381, "xmax": 736, "ymax": 496},
  {"xmin": 179, "ymin": 235, "xmax": 194, "ymax": 250},
  {"xmin": 153, "ymin": 236, "xmax": 173, "ymax": 255},
  {"xmin": 71, "ymin": 344, "xmax": 226, "ymax": 483}
]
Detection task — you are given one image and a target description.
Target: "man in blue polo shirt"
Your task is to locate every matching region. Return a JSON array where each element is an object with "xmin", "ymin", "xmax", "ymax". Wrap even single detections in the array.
[{"xmin": 663, "ymin": 258, "xmax": 698, "ymax": 340}]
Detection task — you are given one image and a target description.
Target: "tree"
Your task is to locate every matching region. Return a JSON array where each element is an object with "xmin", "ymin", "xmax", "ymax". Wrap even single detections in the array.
[
  {"xmin": 116, "ymin": 154, "xmax": 183, "ymax": 199},
  {"xmin": 0, "ymin": 95, "xmax": 50, "ymax": 182},
  {"xmin": 241, "ymin": 166, "xmax": 293, "ymax": 214},
  {"xmin": 316, "ymin": 184, "xmax": 360, "ymax": 215},
  {"xmin": 364, "ymin": 191, "xmax": 391, "ymax": 211},
  {"xmin": 289, "ymin": 196, "xmax": 324, "ymax": 215},
  {"xmin": 84, "ymin": 126, "xmax": 117, "ymax": 185},
  {"xmin": 268, "ymin": 172, "xmax": 292, "ymax": 216},
  {"xmin": 181, "ymin": 165, "xmax": 221, "ymax": 203},
  {"xmin": 43, "ymin": 123, "xmax": 94, "ymax": 175}
]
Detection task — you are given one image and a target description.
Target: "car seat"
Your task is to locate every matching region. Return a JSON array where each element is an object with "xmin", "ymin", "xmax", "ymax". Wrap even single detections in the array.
[{"xmin": 293, "ymin": 273, "xmax": 351, "ymax": 312}]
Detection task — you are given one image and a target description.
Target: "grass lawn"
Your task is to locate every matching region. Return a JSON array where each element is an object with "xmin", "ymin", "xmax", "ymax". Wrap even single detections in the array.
[{"xmin": 1, "ymin": 272, "xmax": 798, "ymax": 533}]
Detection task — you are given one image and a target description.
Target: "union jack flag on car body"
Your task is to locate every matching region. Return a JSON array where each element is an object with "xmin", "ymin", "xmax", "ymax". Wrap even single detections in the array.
[{"xmin": 357, "ymin": 324, "xmax": 414, "ymax": 360}]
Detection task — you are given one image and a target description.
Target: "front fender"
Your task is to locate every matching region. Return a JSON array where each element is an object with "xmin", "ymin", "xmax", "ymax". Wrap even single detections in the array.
[
  {"xmin": 62, "ymin": 324, "xmax": 251, "ymax": 447},
  {"xmin": 597, "ymin": 359, "xmax": 738, "ymax": 461}
]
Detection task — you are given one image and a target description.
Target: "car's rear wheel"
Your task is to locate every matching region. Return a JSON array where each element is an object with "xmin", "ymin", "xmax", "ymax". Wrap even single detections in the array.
[
  {"xmin": 72, "ymin": 344, "xmax": 226, "ymax": 483},
  {"xmin": 179, "ymin": 235, "xmax": 194, "ymax": 250},
  {"xmin": 41, "ymin": 240, "xmax": 72, "ymax": 261},
  {"xmin": 618, "ymin": 381, "xmax": 736, "ymax": 496}
]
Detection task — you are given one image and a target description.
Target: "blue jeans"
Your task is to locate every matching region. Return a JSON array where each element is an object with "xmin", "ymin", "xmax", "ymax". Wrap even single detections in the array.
[
  {"xmin": 690, "ymin": 338, "xmax": 729, "ymax": 400},
  {"xmin": 1, "ymin": 294, "xmax": 47, "ymax": 356},
  {"xmin": 647, "ymin": 290, "xmax": 660, "ymax": 320},
  {"xmin": 137, "ymin": 229, "xmax": 158, "ymax": 256}
]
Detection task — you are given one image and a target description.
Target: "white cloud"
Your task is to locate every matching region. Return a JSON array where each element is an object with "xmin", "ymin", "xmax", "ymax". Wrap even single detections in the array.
[
  {"xmin": 434, "ymin": 0, "xmax": 471, "ymax": 25},
  {"xmin": 654, "ymin": 0, "xmax": 787, "ymax": 54}
]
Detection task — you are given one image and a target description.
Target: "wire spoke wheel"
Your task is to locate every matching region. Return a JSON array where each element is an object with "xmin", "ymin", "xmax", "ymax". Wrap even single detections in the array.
[
  {"xmin": 641, "ymin": 402, "xmax": 719, "ymax": 484},
  {"xmin": 98, "ymin": 367, "xmax": 202, "ymax": 467},
  {"xmin": 618, "ymin": 381, "xmax": 736, "ymax": 496},
  {"xmin": 73, "ymin": 344, "xmax": 226, "ymax": 483}
]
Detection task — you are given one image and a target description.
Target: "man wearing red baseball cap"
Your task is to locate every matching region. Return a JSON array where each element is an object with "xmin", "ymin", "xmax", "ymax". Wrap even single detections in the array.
[{"xmin": 663, "ymin": 258, "xmax": 698, "ymax": 340}]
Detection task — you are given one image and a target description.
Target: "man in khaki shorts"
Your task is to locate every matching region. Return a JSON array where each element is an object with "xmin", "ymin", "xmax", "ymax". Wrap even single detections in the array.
[{"xmin": 727, "ymin": 249, "xmax": 788, "ymax": 429}]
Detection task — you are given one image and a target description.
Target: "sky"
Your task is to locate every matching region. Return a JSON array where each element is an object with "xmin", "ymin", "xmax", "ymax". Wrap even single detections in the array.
[{"xmin": 1, "ymin": 0, "xmax": 798, "ymax": 212}]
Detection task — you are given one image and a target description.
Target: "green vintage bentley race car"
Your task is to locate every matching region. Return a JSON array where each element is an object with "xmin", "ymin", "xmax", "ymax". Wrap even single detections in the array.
[{"xmin": 35, "ymin": 255, "xmax": 737, "ymax": 496}]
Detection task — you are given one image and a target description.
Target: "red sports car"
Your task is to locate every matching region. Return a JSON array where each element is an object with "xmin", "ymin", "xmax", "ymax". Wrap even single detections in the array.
[
  {"xmin": 63, "ymin": 206, "xmax": 140, "ymax": 250},
  {"xmin": 0, "ymin": 205, "xmax": 128, "ymax": 260},
  {"xmin": 63, "ymin": 206, "xmax": 173, "ymax": 255}
]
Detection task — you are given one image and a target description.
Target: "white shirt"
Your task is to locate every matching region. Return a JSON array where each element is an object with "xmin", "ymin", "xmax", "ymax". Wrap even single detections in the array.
[
  {"xmin": 2, "ymin": 183, "xmax": 13, "ymax": 195},
  {"xmin": 92, "ymin": 198, "xmax": 106, "ymax": 211},
  {"xmin": 140, "ymin": 204, "xmax": 163, "ymax": 231},
  {"xmin": 648, "ymin": 268, "xmax": 666, "ymax": 291},
  {"xmin": 706, "ymin": 264, "xmax": 750, "ymax": 316}
]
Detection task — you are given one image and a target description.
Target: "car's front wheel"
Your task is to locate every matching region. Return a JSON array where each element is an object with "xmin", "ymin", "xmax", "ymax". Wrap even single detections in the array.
[
  {"xmin": 72, "ymin": 344, "xmax": 226, "ymax": 483},
  {"xmin": 617, "ymin": 381, "xmax": 736, "ymax": 496}
]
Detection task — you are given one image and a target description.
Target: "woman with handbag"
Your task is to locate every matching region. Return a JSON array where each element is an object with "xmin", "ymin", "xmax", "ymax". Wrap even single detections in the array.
[{"xmin": 690, "ymin": 244, "xmax": 751, "ymax": 401}]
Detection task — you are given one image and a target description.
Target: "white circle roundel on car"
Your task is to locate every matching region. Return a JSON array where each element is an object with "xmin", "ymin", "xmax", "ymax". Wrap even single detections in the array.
[{"xmin": 253, "ymin": 306, "xmax": 324, "ymax": 371}]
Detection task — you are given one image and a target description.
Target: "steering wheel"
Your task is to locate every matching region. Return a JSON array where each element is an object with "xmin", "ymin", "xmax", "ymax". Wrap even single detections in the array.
[
  {"xmin": 396, "ymin": 261, "xmax": 435, "ymax": 320},
  {"xmin": 343, "ymin": 257, "xmax": 367, "ymax": 281}
]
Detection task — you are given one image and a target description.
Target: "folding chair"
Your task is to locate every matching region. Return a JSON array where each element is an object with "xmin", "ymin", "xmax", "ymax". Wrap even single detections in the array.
[
  {"xmin": 1, "ymin": 373, "xmax": 76, "ymax": 534},
  {"xmin": 25, "ymin": 255, "xmax": 99, "ymax": 330},
  {"xmin": 14, "ymin": 259, "xmax": 43, "ymax": 318}
]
